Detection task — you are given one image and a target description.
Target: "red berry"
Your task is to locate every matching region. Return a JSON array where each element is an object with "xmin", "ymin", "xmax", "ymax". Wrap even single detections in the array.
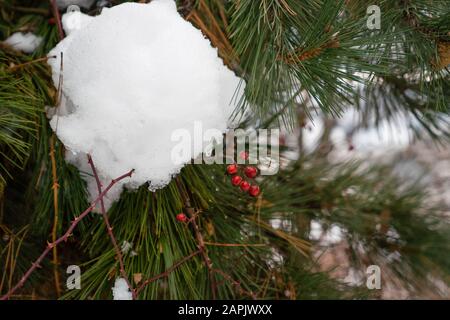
[
  {"xmin": 176, "ymin": 213, "xmax": 187, "ymax": 222},
  {"xmin": 244, "ymin": 166, "xmax": 258, "ymax": 179},
  {"xmin": 231, "ymin": 175, "xmax": 243, "ymax": 186},
  {"xmin": 240, "ymin": 180, "xmax": 250, "ymax": 192},
  {"xmin": 48, "ymin": 17, "xmax": 56, "ymax": 25},
  {"xmin": 226, "ymin": 164, "xmax": 238, "ymax": 175},
  {"xmin": 239, "ymin": 151, "xmax": 249, "ymax": 160},
  {"xmin": 248, "ymin": 185, "xmax": 260, "ymax": 197}
]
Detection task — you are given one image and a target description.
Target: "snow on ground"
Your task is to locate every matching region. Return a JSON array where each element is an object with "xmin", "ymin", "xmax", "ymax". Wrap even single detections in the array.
[
  {"xmin": 3, "ymin": 32, "xmax": 43, "ymax": 53},
  {"xmin": 47, "ymin": 0, "xmax": 244, "ymax": 209}
]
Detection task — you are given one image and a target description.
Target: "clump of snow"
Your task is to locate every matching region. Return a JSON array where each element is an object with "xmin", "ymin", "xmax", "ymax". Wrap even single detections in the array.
[
  {"xmin": 112, "ymin": 278, "xmax": 132, "ymax": 300},
  {"xmin": 3, "ymin": 32, "xmax": 43, "ymax": 53},
  {"xmin": 47, "ymin": 0, "xmax": 244, "ymax": 208},
  {"xmin": 56, "ymin": 0, "xmax": 95, "ymax": 10}
]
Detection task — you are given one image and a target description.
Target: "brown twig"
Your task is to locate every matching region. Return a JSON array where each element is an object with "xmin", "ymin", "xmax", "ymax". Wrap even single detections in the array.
[
  {"xmin": 135, "ymin": 249, "xmax": 202, "ymax": 296},
  {"xmin": 86, "ymin": 154, "xmax": 136, "ymax": 299},
  {"xmin": 0, "ymin": 169, "xmax": 134, "ymax": 300},
  {"xmin": 49, "ymin": 135, "xmax": 62, "ymax": 297},
  {"xmin": 175, "ymin": 177, "xmax": 217, "ymax": 299},
  {"xmin": 47, "ymin": 48, "xmax": 65, "ymax": 298},
  {"xmin": 49, "ymin": 0, "xmax": 64, "ymax": 40}
]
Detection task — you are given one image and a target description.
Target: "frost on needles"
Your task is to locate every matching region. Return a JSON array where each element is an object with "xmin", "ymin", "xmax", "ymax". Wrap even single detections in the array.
[{"xmin": 47, "ymin": 0, "xmax": 244, "ymax": 209}]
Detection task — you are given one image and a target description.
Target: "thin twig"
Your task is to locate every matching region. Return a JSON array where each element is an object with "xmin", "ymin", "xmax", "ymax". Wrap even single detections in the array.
[
  {"xmin": 49, "ymin": 135, "xmax": 61, "ymax": 297},
  {"xmin": 87, "ymin": 154, "xmax": 135, "ymax": 299},
  {"xmin": 135, "ymin": 250, "xmax": 202, "ymax": 296},
  {"xmin": 175, "ymin": 177, "xmax": 217, "ymax": 299},
  {"xmin": 49, "ymin": 0, "xmax": 64, "ymax": 40},
  {"xmin": 0, "ymin": 169, "xmax": 134, "ymax": 300}
]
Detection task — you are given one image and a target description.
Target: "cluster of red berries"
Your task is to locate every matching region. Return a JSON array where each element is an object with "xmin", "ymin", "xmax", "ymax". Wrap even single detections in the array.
[{"xmin": 226, "ymin": 152, "xmax": 261, "ymax": 197}]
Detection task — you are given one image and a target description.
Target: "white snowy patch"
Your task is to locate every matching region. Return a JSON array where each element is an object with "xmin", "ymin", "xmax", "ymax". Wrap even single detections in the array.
[
  {"xmin": 3, "ymin": 32, "xmax": 43, "ymax": 53},
  {"xmin": 48, "ymin": 1, "xmax": 244, "ymax": 208},
  {"xmin": 112, "ymin": 278, "xmax": 132, "ymax": 300}
]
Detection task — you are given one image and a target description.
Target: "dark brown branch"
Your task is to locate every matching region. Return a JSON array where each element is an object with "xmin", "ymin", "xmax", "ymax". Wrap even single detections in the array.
[{"xmin": 0, "ymin": 169, "xmax": 134, "ymax": 300}]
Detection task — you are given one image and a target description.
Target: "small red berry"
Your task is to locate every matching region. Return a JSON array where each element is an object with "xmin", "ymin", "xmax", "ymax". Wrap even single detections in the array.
[
  {"xmin": 48, "ymin": 17, "xmax": 56, "ymax": 25},
  {"xmin": 231, "ymin": 175, "xmax": 243, "ymax": 186},
  {"xmin": 240, "ymin": 180, "xmax": 250, "ymax": 192},
  {"xmin": 239, "ymin": 151, "xmax": 249, "ymax": 160},
  {"xmin": 248, "ymin": 185, "xmax": 260, "ymax": 197},
  {"xmin": 176, "ymin": 213, "xmax": 187, "ymax": 222},
  {"xmin": 226, "ymin": 164, "xmax": 238, "ymax": 175},
  {"xmin": 244, "ymin": 166, "xmax": 258, "ymax": 179}
]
